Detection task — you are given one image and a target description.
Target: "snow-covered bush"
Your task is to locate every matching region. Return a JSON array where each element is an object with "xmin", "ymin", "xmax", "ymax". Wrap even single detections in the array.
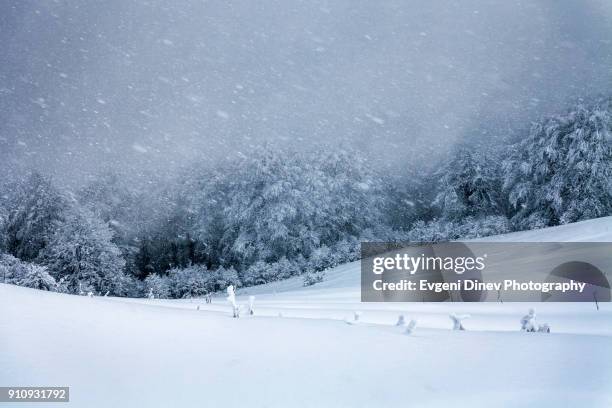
[
  {"xmin": 0, "ymin": 253, "xmax": 23, "ymax": 283},
  {"xmin": 270, "ymin": 257, "xmax": 299, "ymax": 280},
  {"xmin": 242, "ymin": 261, "xmax": 269, "ymax": 286},
  {"xmin": 407, "ymin": 215, "xmax": 509, "ymax": 242},
  {"xmin": 303, "ymin": 271, "xmax": 325, "ymax": 286},
  {"xmin": 0, "ymin": 253, "xmax": 56, "ymax": 291},
  {"xmin": 214, "ymin": 266, "xmax": 241, "ymax": 290},
  {"xmin": 459, "ymin": 216, "xmax": 509, "ymax": 238},
  {"xmin": 144, "ymin": 274, "xmax": 171, "ymax": 299},
  {"xmin": 55, "ymin": 277, "xmax": 70, "ymax": 293},
  {"xmin": 406, "ymin": 219, "xmax": 451, "ymax": 243},
  {"xmin": 18, "ymin": 264, "xmax": 56, "ymax": 291},
  {"xmin": 330, "ymin": 238, "xmax": 361, "ymax": 265},
  {"xmin": 308, "ymin": 245, "xmax": 334, "ymax": 271},
  {"xmin": 242, "ymin": 258, "xmax": 301, "ymax": 287},
  {"xmin": 168, "ymin": 265, "xmax": 211, "ymax": 298}
]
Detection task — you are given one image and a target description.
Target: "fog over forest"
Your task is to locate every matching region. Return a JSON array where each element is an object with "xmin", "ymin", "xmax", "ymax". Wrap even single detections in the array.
[
  {"xmin": 2, "ymin": 1, "xmax": 612, "ymax": 298},
  {"xmin": 2, "ymin": 0, "xmax": 612, "ymax": 183}
]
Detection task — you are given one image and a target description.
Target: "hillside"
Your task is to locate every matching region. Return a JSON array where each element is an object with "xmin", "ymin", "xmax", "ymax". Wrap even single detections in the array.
[{"xmin": 1, "ymin": 216, "xmax": 612, "ymax": 407}]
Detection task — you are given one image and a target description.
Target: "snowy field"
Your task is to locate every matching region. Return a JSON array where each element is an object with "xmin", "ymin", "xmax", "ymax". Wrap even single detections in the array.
[{"xmin": 2, "ymin": 217, "xmax": 612, "ymax": 407}]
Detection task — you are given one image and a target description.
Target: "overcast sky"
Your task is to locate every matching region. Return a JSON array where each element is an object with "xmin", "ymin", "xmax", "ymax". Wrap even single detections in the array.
[{"xmin": 1, "ymin": 0, "xmax": 612, "ymax": 184}]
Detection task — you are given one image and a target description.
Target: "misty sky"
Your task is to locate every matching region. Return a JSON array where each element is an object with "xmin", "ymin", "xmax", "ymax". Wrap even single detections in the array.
[{"xmin": 1, "ymin": 0, "xmax": 612, "ymax": 183}]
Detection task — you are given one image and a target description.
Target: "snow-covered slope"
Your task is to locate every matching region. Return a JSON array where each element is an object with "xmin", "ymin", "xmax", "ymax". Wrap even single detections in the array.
[
  {"xmin": 242, "ymin": 214, "xmax": 612, "ymax": 295},
  {"xmin": 2, "ymin": 217, "xmax": 612, "ymax": 407}
]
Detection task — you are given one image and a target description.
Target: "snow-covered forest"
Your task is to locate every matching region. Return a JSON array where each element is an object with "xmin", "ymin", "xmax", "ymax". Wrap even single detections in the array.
[
  {"xmin": 2, "ymin": 2, "xmax": 612, "ymax": 407},
  {"xmin": 2, "ymin": 0, "xmax": 612, "ymax": 299},
  {"xmin": 1, "ymin": 97, "xmax": 612, "ymax": 297}
]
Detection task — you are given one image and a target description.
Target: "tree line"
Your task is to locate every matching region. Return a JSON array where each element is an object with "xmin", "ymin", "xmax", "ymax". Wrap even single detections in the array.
[{"xmin": 1, "ymin": 97, "xmax": 611, "ymax": 297}]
